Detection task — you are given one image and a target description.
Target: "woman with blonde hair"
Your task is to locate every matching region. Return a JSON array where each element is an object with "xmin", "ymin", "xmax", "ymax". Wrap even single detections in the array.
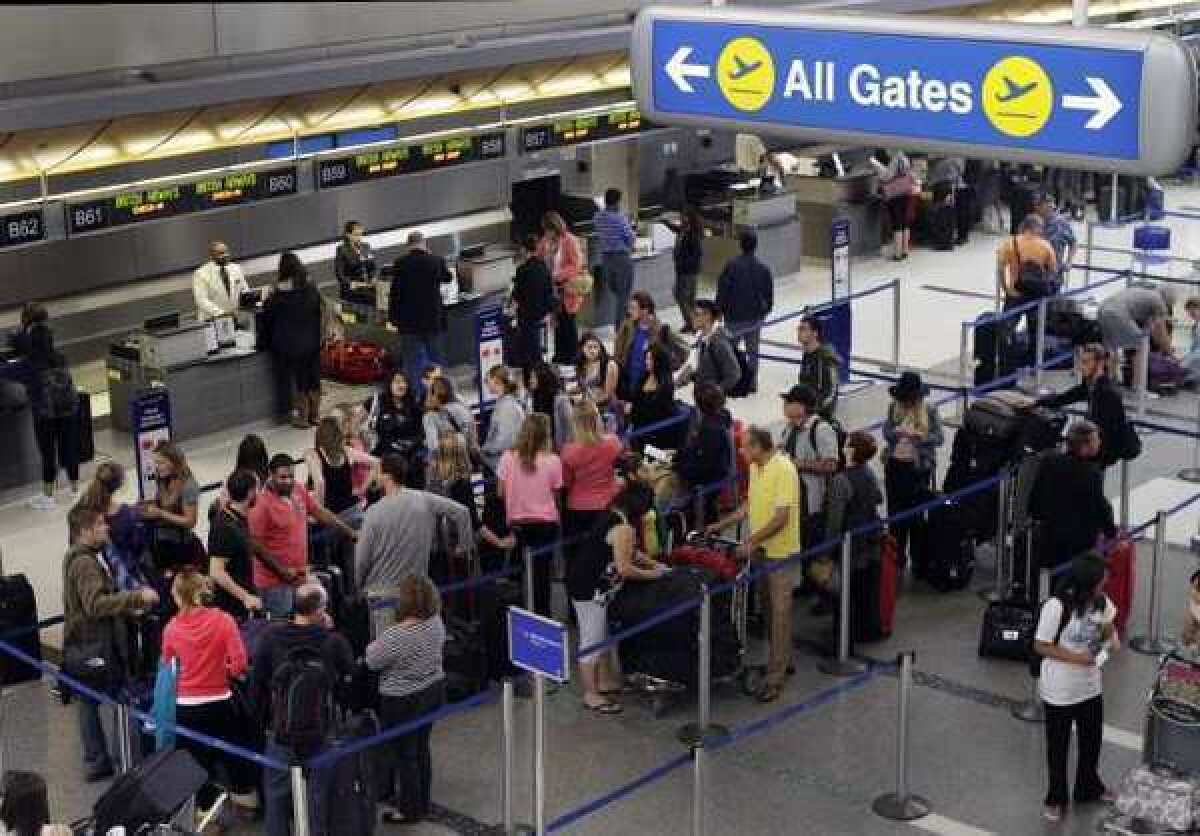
[
  {"xmin": 539, "ymin": 210, "xmax": 585, "ymax": 364},
  {"xmin": 142, "ymin": 441, "xmax": 202, "ymax": 572},
  {"xmin": 561, "ymin": 400, "xmax": 623, "ymax": 541},
  {"xmin": 882, "ymin": 372, "xmax": 944, "ymax": 573},
  {"xmin": 161, "ymin": 569, "xmax": 258, "ymax": 816},
  {"xmin": 427, "ymin": 430, "xmax": 478, "ymax": 532},
  {"xmin": 497, "ymin": 413, "xmax": 562, "ymax": 616}
]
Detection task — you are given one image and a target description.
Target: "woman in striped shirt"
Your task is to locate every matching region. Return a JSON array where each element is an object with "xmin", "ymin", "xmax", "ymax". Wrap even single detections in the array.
[{"xmin": 365, "ymin": 574, "xmax": 446, "ymax": 825}]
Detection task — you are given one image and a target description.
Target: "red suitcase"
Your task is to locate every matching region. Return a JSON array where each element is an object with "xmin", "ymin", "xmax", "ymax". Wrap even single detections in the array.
[
  {"xmin": 668, "ymin": 544, "xmax": 739, "ymax": 582},
  {"xmin": 879, "ymin": 533, "xmax": 898, "ymax": 639},
  {"xmin": 1104, "ymin": 538, "xmax": 1135, "ymax": 633},
  {"xmin": 320, "ymin": 339, "xmax": 388, "ymax": 384}
]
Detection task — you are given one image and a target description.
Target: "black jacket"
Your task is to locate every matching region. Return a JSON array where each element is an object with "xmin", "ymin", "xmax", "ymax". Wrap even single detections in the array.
[
  {"xmin": 249, "ymin": 622, "xmax": 355, "ymax": 724},
  {"xmin": 334, "ymin": 239, "xmax": 375, "ymax": 288},
  {"xmin": 1037, "ymin": 375, "xmax": 1127, "ymax": 468},
  {"xmin": 715, "ymin": 254, "xmax": 773, "ymax": 323},
  {"xmin": 674, "ymin": 411, "xmax": 733, "ymax": 488},
  {"xmin": 1029, "ymin": 452, "xmax": 1117, "ymax": 568},
  {"xmin": 260, "ymin": 284, "xmax": 323, "ymax": 360},
  {"xmin": 388, "ymin": 249, "xmax": 452, "ymax": 335},
  {"xmin": 673, "ymin": 227, "xmax": 703, "ymax": 276},
  {"xmin": 630, "ymin": 379, "xmax": 683, "ymax": 450},
  {"xmin": 512, "ymin": 257, "xmax": 555, "ymax": 326}
]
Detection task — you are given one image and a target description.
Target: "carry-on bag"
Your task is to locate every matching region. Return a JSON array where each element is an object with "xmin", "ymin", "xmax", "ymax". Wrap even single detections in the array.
[
  {"xmin": 1114, "ymin": 764, "xmax": 1200, "ymax": 833},
  {"xmin": 320, "ymin": 339, "xmax": 388, "ymax": 384},
  {"xmin": 92, "ymin": 747, "xmax": 208, "ymax": 836},
  {"xmin": 978, "ymin": 598, "xmax": 1036, "ymax": 660},
  {"xmin": 0, "ymin": 571, "xmax": 41, "ymax": 685},
  {"xmin": 1104, "ymin": 538, "xmax": 1136, "ymax": 634},
  {"xmin": 921, "ymin": 502, "xmax": 975, "ymax": 592}
]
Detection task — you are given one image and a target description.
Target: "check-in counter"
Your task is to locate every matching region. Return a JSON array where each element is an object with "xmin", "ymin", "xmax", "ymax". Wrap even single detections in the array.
[
  {"xmin": 701, "ymin": 189, "xmax": 804, "ymax": 281},
  {"xmin": 0, "ymin": 361, "xmax": 44, "ymax": 490},
  {"xmin": 582, "ymin": 247, "xmax": 675, "ymax": 329},
  {"xmin": 790, "ymin": 171, "xmax": 882, "ymax": 259}
]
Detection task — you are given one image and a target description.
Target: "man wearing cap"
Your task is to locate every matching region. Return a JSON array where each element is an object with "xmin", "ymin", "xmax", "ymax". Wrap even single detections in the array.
[
  {"xmin": 780, "ymin": 383, "xmax": 839, "ymax": 552},
  {"xmin": 882, "ymin": 372, "xmax": 944, "ymax": 574},
  {"xmin": 193, "ymin": 241, "xmax": 250, "ymax": 321},
  {"xmin": 1036, "ymin": 194, "xmax": 1077, "ymax": 288},
  {"xmin": 388, "ymin": 230, "xmax": 454, "ymax": 396}
]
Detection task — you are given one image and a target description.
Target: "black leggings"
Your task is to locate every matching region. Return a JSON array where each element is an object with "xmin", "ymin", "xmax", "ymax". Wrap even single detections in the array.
[
  {"xmin": 280, "ymin": 352, "xmax": 321, "ymax": 395},
  {"xmin": 34, "ymin": 414, "xmax": 79, "ymax": 486},
  {"xmin": 380, "ymin": 681, "xmax": 445, "ymax": 819},
  {"xmin": 553, "ymin": 308, "xmax": 578, "ymax": 365},
  {"xmin": 884, "ymin": 458, "xmax": 931, "ymax": 566},
  {"xmin": 175, "ymin": 697, "xmax": 259, "ymax": 806},
  {"xmin": 1043, "ymin": 694, "xmax": 1106, "ymax": 807},
  {"xmin": 513, "ymin": 522, "xmax": 560, "ymax": 617}
]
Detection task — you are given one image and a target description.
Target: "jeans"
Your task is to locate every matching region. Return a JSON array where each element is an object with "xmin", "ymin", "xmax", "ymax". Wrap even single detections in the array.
[
  {"xmin": 673, "ymin": 272, "xmax": 698, "ymax": 329},
  {"xmin": 380, "ymin": 681, "xmax": 445, "ymax": 818},
  {"xmin": 33, "ymin": 414, "xmax": 79, "ymax": 486},
  {"xmin": 758, "ymin": 557, "xmax": 799, "ymax": 689},
  {"xmin": 398, "ymin": 334, "xmax": 444, "ymax": 401},
  {"xmin": 727, "ymin": 320, "xmax": 763, "ymax": 391},
  {"xmin": 264, "ymin": 740, "xmax": 331, "ymax": 836},
  {"xmin": 1043, "ymin": 695, "xmax": 1106, "ymax": 807},
  {"xmin": 602, "ymin": 252, "xmax": 634, "ymax": 327},
  {"xmin": 262, "ymin": 585, "xmax": 296, "ymax": 619},
  {"xmin": 77, "ymin": 695, "xmax": 111, "ymax": 768}
]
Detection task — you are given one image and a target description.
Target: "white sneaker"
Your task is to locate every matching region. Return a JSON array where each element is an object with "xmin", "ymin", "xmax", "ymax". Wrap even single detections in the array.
[{"xmin": 28, "ymin": 495, "xmax": 56, "ymax": 511}]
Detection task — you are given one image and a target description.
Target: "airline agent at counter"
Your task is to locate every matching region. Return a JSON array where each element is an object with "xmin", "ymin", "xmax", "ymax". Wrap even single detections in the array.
[{"xmin": 193, "ymin": 240, "xmax": 250, "ymax": 321}]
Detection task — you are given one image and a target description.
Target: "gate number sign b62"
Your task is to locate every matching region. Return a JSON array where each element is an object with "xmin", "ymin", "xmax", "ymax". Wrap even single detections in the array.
[{"xmin": 633, "ymin": 6, "xmax": 1197, "ymax": 175}]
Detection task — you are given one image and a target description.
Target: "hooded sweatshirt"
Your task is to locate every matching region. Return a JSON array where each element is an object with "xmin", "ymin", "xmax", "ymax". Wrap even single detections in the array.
[{"xmin": 161, "ymin": 607, "xmax": 247, "ymax": 701}]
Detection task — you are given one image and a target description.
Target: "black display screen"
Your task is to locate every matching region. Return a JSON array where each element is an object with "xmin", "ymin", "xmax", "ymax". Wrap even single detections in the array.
[
  {"xmin": 316, "ymin": 132, "xmax": 506, "ymax": 189},
  {"xmin": 520, "ymin": 109, "xmax": 644, "ymax": 155},
  {"xmin": 66, "ymin": 164, "xmax": 298, "ymax": 236},
  {"xmin": 0, "ymin": 208, "xmax": 46, "ymax": 249}
]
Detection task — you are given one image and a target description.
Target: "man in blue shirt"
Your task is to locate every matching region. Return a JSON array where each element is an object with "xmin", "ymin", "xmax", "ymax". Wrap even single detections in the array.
[
  {"xmin": 1037, "ymin": 194, "xmax": 1077, "ymax": 289},
  {"xmin": 715, "ymin": 231, "xmax": 774, "ymax": 394},
  {"xmin": 592, "ymin": 188, "xmax": 636, "ymax": 326}
]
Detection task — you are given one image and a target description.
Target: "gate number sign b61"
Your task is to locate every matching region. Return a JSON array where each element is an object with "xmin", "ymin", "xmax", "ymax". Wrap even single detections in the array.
[{"xmin": 633, "ymin": 6, "xmax": 1197, "ymax": 175}]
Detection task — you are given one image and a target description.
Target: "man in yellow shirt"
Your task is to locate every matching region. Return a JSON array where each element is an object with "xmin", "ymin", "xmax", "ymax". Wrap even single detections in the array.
[{"xmin": 708, "ymin": 426, "xmax": 801, "ymax": 702}]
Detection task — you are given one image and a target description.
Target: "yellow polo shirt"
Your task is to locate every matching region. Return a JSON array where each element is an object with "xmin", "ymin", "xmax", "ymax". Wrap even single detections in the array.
[{"xmin": 747, "ymin": 452, "xmax": 801, "ymax": 559}]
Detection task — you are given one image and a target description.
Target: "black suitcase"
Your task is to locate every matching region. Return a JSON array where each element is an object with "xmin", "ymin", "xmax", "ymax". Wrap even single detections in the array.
[
  {"xmin": 318, "ymin": 710, "xmax": 381, "ymax": 836},
  {"xmin": 92, "ymin": 747, "xmax": 207, "ymax": 835},
  {"xmin": 930, "ymin": 202, "xmax": 956, "ymax": 251},
  {"xmin": 973, "ymin": 312, "xmax": 1015, "ymax": 386},
  {"xmin": 443, "ymin": 617, "xmax": 490, "ymax": 702},
  {"xmin": 77, "ymin": 392, "xmax": 95, "ymax": 464},
  {"xmin": 921, "ymin": 503, "xmax": 975, "ymax": 592},
  {"xmin": 979, "ymin": 597, "xmax": 1037, "ymax": 659},
  {"xmin": 0, "ymin": 573, "xmax": 41, "ymax": 685}
]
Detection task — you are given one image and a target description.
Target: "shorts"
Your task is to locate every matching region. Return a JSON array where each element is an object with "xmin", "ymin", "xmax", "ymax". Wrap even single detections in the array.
[
  {"xmin": 886, "ymin": 195, "xmax": 911, "ymax": 231},
  {"xmin": 572, "ymin": 596, "xmax": 609, "ymax": 663},
  {"xmin": 1098, "ymin": 308, "xmax": 1144, "ymax": 352}
]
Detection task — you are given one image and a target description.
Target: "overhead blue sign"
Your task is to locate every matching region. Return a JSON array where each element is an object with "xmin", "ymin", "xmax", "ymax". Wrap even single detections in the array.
[
  {"xmin": 508, "ymin": 607, "xmax": 570, "ymax": 683},
  {"xmin": 632, "ymin": 8, "xmax": 1197, "ymax": 174}
]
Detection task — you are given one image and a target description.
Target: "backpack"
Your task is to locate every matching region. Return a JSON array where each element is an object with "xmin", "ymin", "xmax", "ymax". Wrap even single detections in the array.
[
  {"xmin": 1028, "ymin": 597, "xmax": 1070, "ymax": 678},
  {"xmin": 40, "ymin": 365, "xmax": 78, "ymax": 419},
  {"xmin": 809, "ymin": 417, "xmax": 848, "ymax": 472},
  {"xmin": 719, "ymin": 331, "xmax": 753, "ymax": 399},
  {"xmin": 270, "ymin": 644, "xmax": 335, "ymax": 756},
  {"xmin": 1012, "ymin": 237, "xmax": 1054, "ymax": 299}
]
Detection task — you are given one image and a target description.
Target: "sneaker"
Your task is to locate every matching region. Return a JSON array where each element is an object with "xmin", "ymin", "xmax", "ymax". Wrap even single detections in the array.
[
  {"xmin": 1042, "ymin": 805, "xmax": 1063, "ymax": 822},
  {"xmin": 29, "ymin": 494, "xmax": 56, "ymax": 511}
]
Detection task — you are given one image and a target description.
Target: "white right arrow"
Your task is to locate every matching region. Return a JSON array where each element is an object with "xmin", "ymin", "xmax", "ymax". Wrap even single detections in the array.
[
  {"xmin": 1061, "ymin": 77, "xmax": 1123, "ymax": 130},
  {"xmin": 665, "ymin": 46, "xmax": 710, "ymax": 94}
]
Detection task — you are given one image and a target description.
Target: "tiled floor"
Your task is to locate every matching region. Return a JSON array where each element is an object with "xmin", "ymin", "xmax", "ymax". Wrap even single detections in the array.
[{"xmin": 4, "ymin": 184, "xmax": 1200, "ymax": 834}]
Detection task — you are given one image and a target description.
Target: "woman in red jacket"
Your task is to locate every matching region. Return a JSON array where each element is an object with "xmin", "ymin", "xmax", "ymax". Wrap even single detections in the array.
[{"xmin": 160, "ymin": 570, "xmax": 258, "ymax": 817}]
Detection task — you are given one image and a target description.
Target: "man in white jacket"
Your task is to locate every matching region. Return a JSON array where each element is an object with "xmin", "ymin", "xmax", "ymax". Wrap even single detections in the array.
[{"xmin": 192, "ymin": 240, "xmax": 250, "ymax": 320}]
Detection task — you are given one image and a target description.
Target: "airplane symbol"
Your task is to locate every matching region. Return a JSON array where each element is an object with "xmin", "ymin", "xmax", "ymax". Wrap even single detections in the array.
[
  {"xmin": 728, "ymin": 55, "xmax": 764, "ymax": 81},
  {"xmin": 996, "ymin": 77, "xmax": 1038, "ymax": 103}
]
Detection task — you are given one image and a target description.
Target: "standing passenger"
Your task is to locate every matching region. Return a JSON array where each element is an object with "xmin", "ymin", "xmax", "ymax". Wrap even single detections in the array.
[
  {"xmin": 715, "ymin": 231, "xmax": 773, "ymax": 395},
  {"xmin": 511, "ymin": 235, "xmax": 556, "ymax": 387},
  {"xmin": 192, "ymin": 241, "xmax": 249, "ymax": 321},
  {"xmin": 260, "ymin": 251, "xmax": 325, "ymax": 428},
  {"xmin": 539, "ymin": 211, "xmax": 585, "ymax": 365},
  {"xmin": 388, "ymin": 231, "xmax": 454, "ymax": 399},
  {"xmin": 22, "ymin": 324, "xmax": 80, "ymax": 510},
  {"xmin": 592, "ymin": 188, "xmax": 636, "ymax": 325},
  {"xmin": 664, "ymin": 207, "xmax": 705, "ymax": 334},
  {"xmin": 882, "ymin": 373, "xmax": 944, "ymax": 573}
]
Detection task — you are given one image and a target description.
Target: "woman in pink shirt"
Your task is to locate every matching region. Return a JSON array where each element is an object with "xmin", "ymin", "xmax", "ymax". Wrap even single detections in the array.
[
  {"xmin": 497, "ymin": 413, "xmax": 562, "ymax": 616},
  {"xmin": 561, "ymin": 400, "xmax": 623, "ymax": 537},
  {"xmin": 160, "ymin": 571, "xmax": 258, "ymax": 815}
]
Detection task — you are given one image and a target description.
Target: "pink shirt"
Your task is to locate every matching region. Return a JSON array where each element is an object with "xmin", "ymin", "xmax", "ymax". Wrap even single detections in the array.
[
  {"xmin": 561, "ymin": 435, "xmax": 623, "ymax": 511},
  {"xmin": 248, "ymin": 484, "xmax": 319, "ymax": 588},
  {"xmin": 498, "ymin": 450, "xmax": 563, "ymax": 524}
]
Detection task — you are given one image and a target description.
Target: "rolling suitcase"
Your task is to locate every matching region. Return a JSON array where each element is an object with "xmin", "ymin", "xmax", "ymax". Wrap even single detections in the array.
[
  {"xmin": 930, "ymin": 202, "xmax": 956, "ymax": 251},
  {"xmin": 92, "ymin": 747, "xmax": 208, "ymax": 836},
  {"xmin": 1104, "ymin": 538, "xmax": 1135, "ymax": 634},
  {"xmin": 922, "ymin": 502, "xmax": 975, "ymax": 592},
  {"xmin": 77, "ymin": 392, "xmax": 95, "ymax": 464},
  {"xmin": 0, "ymin": 570, "xmax": 41, "ymax": 686},
  {"xmin": 878, "ymin": 533, "xmax": 898, "ymax": 639},
  {"xmin": 972, "ymin": 312, "xmax": 1013, "ymax": 386},
  {"xmin": 978, "ymin": 598, "xmax": 1037, "ymax": 659}
]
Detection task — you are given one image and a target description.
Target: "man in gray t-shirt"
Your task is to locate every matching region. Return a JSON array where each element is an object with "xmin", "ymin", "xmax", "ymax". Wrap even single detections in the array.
[
  {"xmin": 779, "ymin": 384, "xmax": 839, "ymax": 545},
  {"xmin": 1098, "ymin": 283, "xmax": 1175, "ymax": 381}
]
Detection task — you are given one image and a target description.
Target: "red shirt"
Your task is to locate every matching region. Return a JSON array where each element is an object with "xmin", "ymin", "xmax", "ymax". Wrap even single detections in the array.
[
  {"xmin": 161, "ymin": 607, "xmax": 247, "ymax": 700},
  {"xmin": 561, "ymin": 435, "xmax": 623, "ymax": 511},
  {"xmin": 249, "ymin": 484, "xmax": 319, "ymax": 589}
]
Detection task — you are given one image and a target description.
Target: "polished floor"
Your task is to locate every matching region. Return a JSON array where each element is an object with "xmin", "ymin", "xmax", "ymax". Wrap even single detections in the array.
[{"xmin": 2, "ymin": 182, "xmax": 1200, "ymax": 835}]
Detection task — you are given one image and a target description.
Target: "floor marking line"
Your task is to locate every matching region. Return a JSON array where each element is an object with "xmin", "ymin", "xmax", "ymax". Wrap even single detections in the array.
[
  {"xmin": 1103, "ymin": 724, "xmax": 1143, "ymax": 751},
  {"xmin": 910, "ymin": 812, "xmax": 997, "ymax": 836}
]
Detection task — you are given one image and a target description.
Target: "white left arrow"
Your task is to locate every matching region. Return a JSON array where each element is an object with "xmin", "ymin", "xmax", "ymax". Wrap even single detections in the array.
[
  {"xmin": 665, "ymin": 46, "xmax": 710, "ymax": 94},
  {"xmin": 1061, "ymin": 77, "xmax": 1123, "ymax": 130}
]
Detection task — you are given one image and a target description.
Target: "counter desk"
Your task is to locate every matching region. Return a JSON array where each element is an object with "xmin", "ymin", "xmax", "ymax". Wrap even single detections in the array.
[
  {"xmin": 790, "ymin": 171, "xmax": 882, "ymax": 259},
  {"xmin": 0, "ymin": 362, "xmax": 45, "ymax": 490}
]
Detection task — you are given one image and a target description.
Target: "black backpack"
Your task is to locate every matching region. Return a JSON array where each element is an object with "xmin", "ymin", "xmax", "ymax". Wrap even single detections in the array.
[
  {"xmin": 809, "ymin": 417, "xmax": 848, "ymax": 472},
  {"xmin": 39, "ymin": 365, "xmax": 78, "ymax": 419},
  {"xmin": 270, "ymin": 644, "xmax": 335, "ymax": 756},
  {"xmin": 722, "ymin": 333, "xmax": 753, "ymax": 399},
  {"xmin": 1012, "ymin": 237, "xmax": 1054, "ymax": 298}
]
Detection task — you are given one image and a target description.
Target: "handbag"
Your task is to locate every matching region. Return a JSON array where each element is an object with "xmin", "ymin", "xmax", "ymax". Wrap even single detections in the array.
[
  {"xmin": 151, "ymin": 658, "xmax": 178, "ymax": 751},
  {"xmin": 62, "ymin": 637, "xmax": 117, "ymax": 691},
  {"xmin": 1114, "ymin": 764, "xmax": 1200, "ymax": 832}
]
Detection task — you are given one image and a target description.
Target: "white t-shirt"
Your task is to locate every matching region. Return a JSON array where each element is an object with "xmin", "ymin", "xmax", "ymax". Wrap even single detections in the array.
[
  {"xmin": 782, "ymin": 418, "xmax": 839, "ymax": 516},
  {"xmin": 1036, "ymin": 595, "xmax": 1117, "ymax": 706}
]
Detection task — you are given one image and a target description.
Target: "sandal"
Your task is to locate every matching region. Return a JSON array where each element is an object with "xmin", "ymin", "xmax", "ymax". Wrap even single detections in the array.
[{"xmin": 584, "ymin": 700, "xmax": 624, "ymax": 715}]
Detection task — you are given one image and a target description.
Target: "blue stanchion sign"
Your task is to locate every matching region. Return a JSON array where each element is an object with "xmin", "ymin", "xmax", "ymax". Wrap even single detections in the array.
[
  {"xmin": 476, "ymin": 304, "xmax": 505, "ymax": 409},
  {"xmin": 131, "ymin": 388, "xmax": 172, "ymax": 501},
  {"xmin": 632, "ymin": 6, "xmax": 1196, "ymax": 174},
  {"xmin": 508, "ymin": 607, "xmax": 570, "ymax": 683},
  {"xmin": 830, "ymin": 217, "xmax": 851, "ymax": 300}
]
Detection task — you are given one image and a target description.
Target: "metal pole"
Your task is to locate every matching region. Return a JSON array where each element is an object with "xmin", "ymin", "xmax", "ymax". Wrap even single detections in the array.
[
  {"xmin": 1119, "ymin": 460, "xmax": 1131, "ymax": 530},
  {"xmin": 523, "ymin": 546, "xmax": 536, "ymax": 613},
  {"xmin": 1084, "ymin": 221, "xmax": 1095, "ymax": 288},
  {"xmin": 692, "ymin": 743, "xmax": 706, "ymax": 836},
  {"xmin": 1130, "ymin": 512, "xmax": 1178, "ymax": 655},
  {"xmin": 1073, "ymin": 0, "xmax": 1088, "ymax": 27},
  {"xmin": 502, "ymin": 678, "xmax": 515, "ymax": 835},
  {"xmin": 115, "ymin": 702, "xmax": 133, "ymax": 773},
  {"xmin": 819, "ymin": 534, "xmax": 867, "ymax": 676},
  {"xmin": 291, "ymin": 766, "xmax": 310, "ymax": 836},
  {"xmin": 981, "ymin": 474, "xmax": 1009, "ymax": 603},
  {"xmin": 872, "ymin": 652, "xmax": 930, "ymax": 821},
  {"xmin": 678, "ymin": 587, "xmax": 729, "ymax": 745},
  {"xmin": 1034, "ymin": 298, "xmax": 1047, "ymax": 393},
  {"xmin": 534, "ymin": 674, "xmax": 547, "ymax": 836},
  {"xmin": 891, "ymin": 279, "xmax": 902, "ymax": 372},
  {"xmin": 1135, "ymin": 334, "xmax": 1150, "ymax": 420},
  {"xmin": 1110, "ymin": 171, "xmax": 1120, "ymax": 226},
  {"xmin": 1179, "ymin": 395, "xmax": 1200, "ymax": 483},
  {"xmin": 1013, "ymin": 568, "xmax": 1051, "ymax": 723},
  {"xmin": 957, "ymin": 322, "xmax": 971, "ymax": 423}
]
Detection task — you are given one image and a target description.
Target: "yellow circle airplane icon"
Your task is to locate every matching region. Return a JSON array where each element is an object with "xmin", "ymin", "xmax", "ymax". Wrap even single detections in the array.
[
  {"xmin": 982, "ymin": 56, "xmax": 1054, "ymax": 138},
  {"xmin": 717, "ymin": 37, "xmax": 775, "ymax": 112}
]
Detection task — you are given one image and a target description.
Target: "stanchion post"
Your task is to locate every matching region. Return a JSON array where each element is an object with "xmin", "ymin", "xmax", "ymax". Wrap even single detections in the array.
[
  {"xmin": 1130, "ymin": 511, "xmax": 1178, "ymax": 656},
  {"xmin": 522, "ymin": 546, "xmax": 535, "ymax": 613},
  {"xmin": 291, "ymin": 766, "xmax": 310, "ymax": 836},
  {"xmin": 1013, "ymin": 568, "xmax": 1051, "ymax": 723},
  {"xmin": 957, "ymin": 323, "xmax": 971, "ymax": 423},
  {"xmin": 692, "ymin": 743, "xmax": 706, "ymax": 836},
  {"xmin": 1034, "ymin": 298, "xmax": 1048, "ymax": 393},
  {"xmin": 891, "ymin": 279, "xmax": 902, "ymax": 372},
  {"xmin": 115, "ymin": 702, "xmax": 134, "ymax": 773},
  {"xmin": 1119, "ymin": 460, "xmax": 1131, "ymax": 530},
  {"xmin": 982, "ymin": 475, "xmax": 1009, "ymax": 603},
  {"xmin": 872, "ymin": 652, "xmax": 930, "ymax": 821},
  {"xmin": 1136, "ymin": 334, "xmax": 1150, "ymax": 420},
  {"xmin": 534, "ymin": 673, "xmax": 547, "ymax": 836},
  {"xmin": 819, "ymin": 534, "xmax": 867, "ymax": 677},
  {"xmin": 1178, "ymin": 395, "xmax": 1200, "ymax": 483},
  {"xmin": 1084, "ymin": 221, "xmax": 1095, "ymax": 287},
  {"xmin": 678, "ymin": 586, "xmax": 729, "ymax": 746},
  {"xmin": 502, "ymin": 678, "xmax": 515, "ymax": 835}
]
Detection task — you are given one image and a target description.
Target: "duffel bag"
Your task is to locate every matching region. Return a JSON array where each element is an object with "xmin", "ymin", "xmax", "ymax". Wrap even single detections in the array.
[
  {"xmin": 1114, "ymin": 764, "xmax": 1200, "ymax": 832},
  {"xmin": 668, "ymin": 545, "xmax": 739, "ymax": 581},
  {"xmin": 964, "ymin": 391, "xmax": 1033, "ymax": 442},
  {"xmin": 321, "ymin": 339, "xmax": 388, "ymax": 384}
]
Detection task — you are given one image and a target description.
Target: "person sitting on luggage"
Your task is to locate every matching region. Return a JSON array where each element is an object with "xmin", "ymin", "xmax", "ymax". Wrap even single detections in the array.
[
  {"xmin": 823, "ymin": 431, "xmax": 885, "ymax": 650},
  {"xmin": 795, "ymin": 316, "xmax": 841, "ymax": 420},
  {"xmin": 249, "ymin": 582, "xmax": 355, "ymax": 836},
  {"xmin": 365, "ymin": 574, "xmax": 446, "ymax": 825},
  {"xmin": 1097, "ymin": 282, "xmax": 1175, "ymax": 385},
  {"xmin": 1028, "ymin": 421, "xmax": 1117, "ymax": 572},
  {"xmin": 881, "ymin": 372, "xmax": 944, "ymax": 575},
  {"xmin": 140, "ymin": 441, "xmax": 202, "ymax": 574},
  {"xmin": 1034, "ymin": 344, "xmax": 1131, "ymax": 469},
  {"xmin": 160, "ymin": 570, "xmax": 259, "ymax": 819},
  {"xmin": 1033, "ymin": 552, "xmax": 1119, "ymax": 822},
  {"xmin": 706, "ymin": 426, "xmax": 801, "ymax": 704},
  {"xmin": 674, "ymin": 300, "xmax": 741, "ymax": 396},
  {"xmin": 354, "ymin": 453, "xmax": 474, "ymax": 595},
  {"xmin": 250, "ymin": 453, "xmax": 357, "ymax": 618},
  {"xmin": 995, "ymin": 214, "xmax": 1058, "ymax": 337},
  {"xmin": 672, "ymin": 382, "xmax": 733, "ymax": 527}
]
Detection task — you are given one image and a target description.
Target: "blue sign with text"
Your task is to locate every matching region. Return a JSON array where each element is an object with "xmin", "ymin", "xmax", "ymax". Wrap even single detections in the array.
[
  {"xmin": 650, "ymin": 19, "xmax": 1143, "ymax": 160},
  {"xmin": 131, "ymin": 388, "xmax": 173, "ymax": 501},
  {"xmin": 508, "ymin": 607, "xmax": 570, "ymax": 683}
]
